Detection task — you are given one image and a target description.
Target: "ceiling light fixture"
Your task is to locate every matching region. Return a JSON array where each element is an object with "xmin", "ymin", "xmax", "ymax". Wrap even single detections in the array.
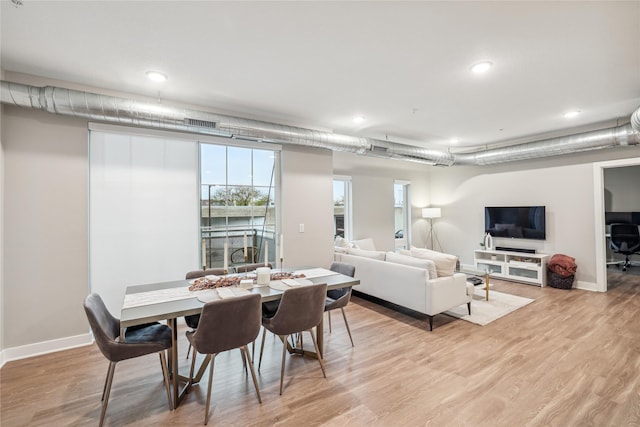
[
  {"xmin": 146, "ymin": 71, "xmax": 168, "ymax": 82},
  {"xmin": 353, "ymin": 115, "xmax": 366, "ymax": 123},
  {"xmin": 450, "ymin": 138, "xmax": 460, "ymax": 144},
  {"xmin": 470, "ymin": 61, "xmax": 493, "ymax": 74},
  {"xmin": 563, "ymin": 110, "xmax": 580, "ymax": 119}
]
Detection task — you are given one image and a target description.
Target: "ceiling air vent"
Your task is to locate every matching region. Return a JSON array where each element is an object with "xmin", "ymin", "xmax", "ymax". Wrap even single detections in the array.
[
  {"xmin": 184, "ymin": 118, "xmax": 216, "ymax": 129},
  {"xmin": 371, "ymin": 145, "xmax": 388, "ymax": 153}
]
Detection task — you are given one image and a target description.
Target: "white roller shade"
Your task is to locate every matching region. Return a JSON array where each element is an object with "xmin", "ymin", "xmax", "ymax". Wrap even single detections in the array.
[{"xmin": 90, "ymin": 128, "xmax": 199, "ymax": 314}]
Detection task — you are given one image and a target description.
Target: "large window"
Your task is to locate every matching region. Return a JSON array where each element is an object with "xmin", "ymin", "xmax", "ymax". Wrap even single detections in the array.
[
  {"xmin": 333, "ymin": 177, "xmax": 352, "ymax": 240},
  {"xmin": 200, "ymin": 143, "xmax": 279, "ymax": 268},
  {"xmin": 394, "ymin": 181, "xmax": 411, "ymax": 249}
]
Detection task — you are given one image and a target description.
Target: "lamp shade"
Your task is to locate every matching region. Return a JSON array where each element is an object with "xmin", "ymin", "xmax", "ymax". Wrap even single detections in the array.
[{"xmin": 422, "ymin": 207, "xmax": 441, "ymax": 219}]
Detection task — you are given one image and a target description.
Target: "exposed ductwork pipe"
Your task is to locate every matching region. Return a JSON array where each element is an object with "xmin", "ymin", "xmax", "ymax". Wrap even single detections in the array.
[
  {"xmin": 452, "ymin": 122, "xmax": 639, "ymax": 165},
  {"xmin": 1, "ymin": 80, "xmax": 638, "ymax": 166}
]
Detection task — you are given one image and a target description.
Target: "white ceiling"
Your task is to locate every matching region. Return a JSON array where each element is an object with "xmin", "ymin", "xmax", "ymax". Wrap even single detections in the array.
[{"xmin": 1, "ymin": 1, "xmax": 639, "ymax": 150}]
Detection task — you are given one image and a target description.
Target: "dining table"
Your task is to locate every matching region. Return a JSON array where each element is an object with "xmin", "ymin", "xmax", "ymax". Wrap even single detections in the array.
[{"xmin": 119, "ymin": 267, "xmax": 359, "ymax": 409}]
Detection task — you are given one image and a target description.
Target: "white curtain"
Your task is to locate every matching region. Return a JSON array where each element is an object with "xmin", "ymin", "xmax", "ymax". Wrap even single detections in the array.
[{"xmin": 89, "ymin": 126, "xmax": 199, "ymax": 314}]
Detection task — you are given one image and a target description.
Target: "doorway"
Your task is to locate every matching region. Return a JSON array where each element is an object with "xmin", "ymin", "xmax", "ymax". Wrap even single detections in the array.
[{"xmin": 594, "ymin": 157, "xmax": 640, "ymax": 292}]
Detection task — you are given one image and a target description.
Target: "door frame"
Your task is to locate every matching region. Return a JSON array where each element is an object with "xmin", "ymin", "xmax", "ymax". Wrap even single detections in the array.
[{"xmin": 593, "ymin": 157, "xmax": 640, "ymax": 292}]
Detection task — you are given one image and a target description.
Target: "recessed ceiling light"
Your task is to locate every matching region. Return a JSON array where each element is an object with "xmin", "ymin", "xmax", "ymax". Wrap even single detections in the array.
[
  {"xmin": 563, "ymin": 110, "xmax": 580, "ymax": 118},
  {"xmin": 450, "ymin": 138, "xmax": 460, "ymax": 144},
  {"xmin": 146, "ymin": 71, "xmax": 168, "ymax": 82},
  {"xmin": 470, "ymin": 61, "xmax": 493, "ymax": 74},
  {"xmin": 353, "ymin": 115, "xmax": 366, "ymax": 123}
]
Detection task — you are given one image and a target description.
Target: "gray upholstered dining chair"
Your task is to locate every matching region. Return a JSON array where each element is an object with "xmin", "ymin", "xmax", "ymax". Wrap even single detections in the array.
[
  {"xmin": 325, "ymin": 262, "xmax": 356, "ymax": 346},
  {"xmin": 83, "ymin": 293, "xmax": 173, "ymax": 427},
  {"xmin": 184, "ymin": 268, "xmax": 227, "ymax": 357},
  {"xmin": 185, "ymin": 293, "xmax": 262, "ymax": 425},
  {"xmin": 258, "ymin": 283, "xmax": 328, "ymax": 395}
]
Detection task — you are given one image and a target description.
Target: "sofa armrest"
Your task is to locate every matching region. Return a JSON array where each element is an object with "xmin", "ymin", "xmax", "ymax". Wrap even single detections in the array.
[{"xmin": 425, "ymin": 273, "xmax": 469, "ymax": 316}]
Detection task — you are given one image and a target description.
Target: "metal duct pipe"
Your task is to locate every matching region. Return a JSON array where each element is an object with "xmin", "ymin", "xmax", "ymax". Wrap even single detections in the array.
[
  {"xmin": 453, "ymin": 122, "xmax": 640, "ymax": 165},
  {"xmin": 631, "ymin": 105, "xmax": 640, "ymax": 133},
  {"xmin": 0, "ymin": 80, "xmax": 435, "ymax": 164},
  {"xmin": 1, "ymin": 80, "xmax": 638, "ymax": 166}
]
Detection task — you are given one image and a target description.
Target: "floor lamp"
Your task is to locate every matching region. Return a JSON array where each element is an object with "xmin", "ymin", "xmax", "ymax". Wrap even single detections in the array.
[{"xmin": 422, "ymin": 208, "xmax": 442, "ymax": 252}]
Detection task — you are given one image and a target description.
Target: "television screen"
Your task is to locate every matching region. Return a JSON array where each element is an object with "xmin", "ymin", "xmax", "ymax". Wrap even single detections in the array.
[{"xmin": 485, "ymin": 206, "xmax": 546, "ymax": 240}]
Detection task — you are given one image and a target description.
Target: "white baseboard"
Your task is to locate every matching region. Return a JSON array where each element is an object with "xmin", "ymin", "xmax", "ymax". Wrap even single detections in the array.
[
  {"xmin": 574, "ymin": 280, "xmax": 600, "ymax": 292},
  {"xmin": 1, "ymin": 333, "xmax": 93, "ymax": 367}
]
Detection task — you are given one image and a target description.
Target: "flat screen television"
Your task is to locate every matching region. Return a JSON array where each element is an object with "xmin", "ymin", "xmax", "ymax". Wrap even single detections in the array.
[{"xmin": 485, "ymin": 206, "xmax": 546, "ymax": 240}]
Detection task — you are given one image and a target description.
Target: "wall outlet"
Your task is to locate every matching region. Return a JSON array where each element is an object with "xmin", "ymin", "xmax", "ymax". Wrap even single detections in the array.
[{"xmin": 299, "ymin": 223, "xmax": 304, "ymax": 233}]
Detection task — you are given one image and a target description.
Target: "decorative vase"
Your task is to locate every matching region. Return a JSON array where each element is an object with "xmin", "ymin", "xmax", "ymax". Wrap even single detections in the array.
[{"xmin": 484, "ymin": 233, "xmax": 493, "ymax": 250}]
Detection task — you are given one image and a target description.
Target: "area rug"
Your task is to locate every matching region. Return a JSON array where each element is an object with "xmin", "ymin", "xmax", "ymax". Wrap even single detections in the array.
[{"xmin": 445, "ymin": 288, "xmax": 534, "ymax": 326}]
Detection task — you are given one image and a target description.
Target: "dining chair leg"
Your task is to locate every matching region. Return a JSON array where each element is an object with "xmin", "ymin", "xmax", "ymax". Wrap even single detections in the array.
[
  {"xmin": 258, "ymin": 328, "xmax": 267, "ymax": 371},
  {"xmin": 193, "ymin": 354, "xmax": 212, "ymax": 384},
  {"xmin": 242, "ymin": 345, "xmax": 262, "ymax": 404},
  {"xmin": 204, "ymin": 354, "xmax": 216, "ymax": 425},
  {"xmin": 308, "ymin": 329, "xmax": 326, "ymax": 378},
  {"xmin": 240, "ymin": 348, "xmax": 247, "ymax": 374},
  {"xmin": 99, "ymin": 361, "xmax": 116, "ymax": 427},
  {"xmin": 101, "ymin": 363, "xmax": 111, "ymax": 402},
  {"xmin": 189, "ymin": 345, "xmax": 198, "ymax": 381},
  {"xmin": 341, "ymin": 307, "xmax": 355, "ymax": 347},
  {"xmin": 328, "ymin": 310, "xmax": 332, "ymax": 333},
  {"xmin": 159, "ymin": 351, "xmax": 173, "ymax": 410},
  {"xmin": 186, "ymin": 342, "xmax": 192, "ymax": 359},
  {"xmin": 279, "ymin": 335, "xmax": 288, "ymax": 395}
]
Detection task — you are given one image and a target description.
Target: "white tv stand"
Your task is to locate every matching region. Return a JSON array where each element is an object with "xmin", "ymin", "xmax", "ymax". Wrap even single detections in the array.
[{"xmin": 474, "ymin": 249, "xmax": 550, "ymax": 287}]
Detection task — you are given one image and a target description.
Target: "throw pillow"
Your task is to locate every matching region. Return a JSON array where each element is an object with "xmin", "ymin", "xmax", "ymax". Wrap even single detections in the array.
[
  {"xmin": 410, "ymin": 247, "xmax": 458, "ymax": 277},
  {"xmin": 347, "ymin": 247, "xmax": 386, "ymax": 261},
  {"xmin": 334, "ymin": 236, "xmax": 352, "ymax": 249},
  {"xmin": 334, "ymin": 246, "xmax": 348, "ymax": 254},
  {"xmin": 351, "ymin": 238, "xmax": 376, "ymax": 251},
  {"xmin": 386, "ymin": 252, "xmax": 437, "ymax": 279}
]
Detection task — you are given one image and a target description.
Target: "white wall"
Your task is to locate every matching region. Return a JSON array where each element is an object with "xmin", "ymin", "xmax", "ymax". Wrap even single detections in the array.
[
  {"xmin": 335, "ymin": 145, "xmax": 640, "ymax": 290},
  {"xmin": 333, "ymin": 151, "xmax": 433, "ymax": 252},
  {"xmin": 1, "ymin": 76, "xmax": 5, "ymax": 365},
  {"xmin": 429, "ymin": 151, "xmax": 640, "ymax": 289},
  {"xmin": 281, "ymin": 145, "xmax": 334, "ymax": 269}
]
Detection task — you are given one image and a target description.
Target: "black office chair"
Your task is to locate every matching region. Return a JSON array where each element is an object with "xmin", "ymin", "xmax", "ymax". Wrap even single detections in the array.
[{"xmin": 610, "ymin": 223, "xmax": 640, "ymax": 271}]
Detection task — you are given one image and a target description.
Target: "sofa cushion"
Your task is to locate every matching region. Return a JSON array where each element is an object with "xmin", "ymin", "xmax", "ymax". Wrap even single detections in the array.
[
  {"xmin": 351, "ymin": 238, "xmax": 376, "ymax": 251},
  {"xmin": 410, "ymin": 247, "xmax": 458, "ymax": 277},
  {"xmin": 386, "ymin": 252, "xmax": 437, "ymax": 280},
  {"xmin": 348, "ymin": 247, "xmax": 386, "ymax": 260}
]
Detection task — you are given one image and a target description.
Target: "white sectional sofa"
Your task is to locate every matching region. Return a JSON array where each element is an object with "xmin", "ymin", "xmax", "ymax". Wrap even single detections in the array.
[{"xmin": 334, "ymin": 240, "xmax": 474, "ymax": 330}]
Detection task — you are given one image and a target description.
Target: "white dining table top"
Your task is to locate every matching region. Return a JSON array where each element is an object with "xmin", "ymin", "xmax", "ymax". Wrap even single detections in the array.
[{"xmin": 120, "ymin": 267, "xmax": 359, "ymax": 329}]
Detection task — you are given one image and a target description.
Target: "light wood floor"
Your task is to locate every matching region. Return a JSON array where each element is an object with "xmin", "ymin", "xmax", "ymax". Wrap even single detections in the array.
[{"xmin": 2, "ymin": 273, "xmax": 640, "ymax": 426}]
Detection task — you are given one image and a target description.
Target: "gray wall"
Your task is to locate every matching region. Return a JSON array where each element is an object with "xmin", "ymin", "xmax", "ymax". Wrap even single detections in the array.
[
  {"xmin": 3, "ymin": 105, "xmax": 89, "ymax": 349},
  {"xmin": 334, "ymin": 144, "xmax": 640, "ymax": 289},
  {"xmin": 604, "ymin": 165, "xmax": 640, "ymax": 212},
  {"xmin": 0, "ymin": 78, "xmax": 336, "ymax": 360},
  {"xmin": 1, "ymin": 71, "xmax": 639, "ymax": 361}
]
